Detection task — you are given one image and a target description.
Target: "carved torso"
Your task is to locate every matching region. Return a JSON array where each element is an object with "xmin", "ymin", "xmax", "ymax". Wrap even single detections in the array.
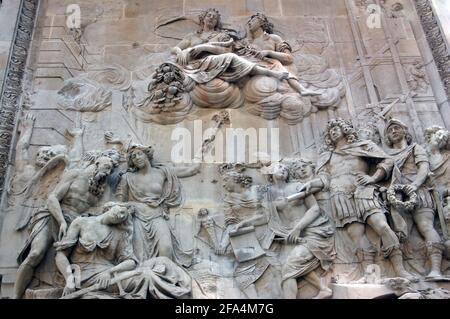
[
  {"xmin": 328, "ymin": 150, "xmax": 369, "ymax": 194},
  {"xmin": 127, "ymin": 168, "xmax": 166, "ymax": 199},
  {"xmin": 60, "ymin": 175, "xmax": 99, "ymax": 214}
]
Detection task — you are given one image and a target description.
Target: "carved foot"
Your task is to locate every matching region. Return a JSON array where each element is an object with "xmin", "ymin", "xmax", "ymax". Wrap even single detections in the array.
[
  {"xmin": 276, "ymin": 72, "xmax": 290, "ymax": 81},
  {"xmin": 424, "ymin": 271, "xmax": 448, "ymax": 282},
  {"xmin": 313, "ymin": 288, "xmax": 333, "ymax": 299},
  {"xmin": 394, "ymin": 271, "xmax": 420, "ymax": 283}
]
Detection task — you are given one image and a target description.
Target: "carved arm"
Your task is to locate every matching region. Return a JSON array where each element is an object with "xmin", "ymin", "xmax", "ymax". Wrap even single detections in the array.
[{"xmin": 16, "ymin": 113, "xmax": 36, "ymax": 170}]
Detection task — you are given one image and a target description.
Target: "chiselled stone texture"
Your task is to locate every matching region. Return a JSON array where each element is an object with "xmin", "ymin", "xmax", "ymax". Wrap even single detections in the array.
[
  {"xmin": 1, "ymin": 0, "xmax": 450, "ymax": 300},
  {"xmin": 0, "ymin": 0, "xmax": 38, "ymax": 195},
  {"xmin": 414, "ymin": 0, "xmax": 450, "ymax": 100}
]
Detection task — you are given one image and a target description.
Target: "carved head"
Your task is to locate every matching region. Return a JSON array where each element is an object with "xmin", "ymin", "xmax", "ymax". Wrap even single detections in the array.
[
  {"xmin": 198, "ymin": 208, "xmax": 210, "ymax": 218},
  {"xmin": 222, "ymin": 171, "xmax": 253, "ymax": 192},
  {"xmin": 324, "ymin": 118, "xmax": 359, "ymax": 149},
  {"xmin": 127, "ymin": 144, "xmax": 154, "ymax": 171},
  {"xmin": 425, "ymin": 126, "xmax": 450, "ymax": 150},
  {"xmin": 198, "ymin": 8, "xmax": 222, "ymax": 31},
  {"xmin": 384, "ymin": 118, "xmax": 412, "ymax": 147},
  {"xmin": 101, "ymin": 202, "xmax": 135, "ymax": 237},
  {"xmin": 289, "ymin": 158, "xmax": 315, "ymax": 180},
  {"xmin": 358, "ymin": 123, "xmax": 382, "ymax": 145},
  {"xmin": 262, "ymin": 162, "xmax": 289, "ymax": 183},
  {"xmin": 247, "ymin": 13, "xmax": 274, "ymax": 34},
  {"xmin": 35, "ymin": 145, "xmax": 68, "ymax": 168},
  {"xmin": 94, "ymin": 155, "xmax": 116, "ymax": 178},
  {"xmin": 89, "ymin": 155, "xmax": 117, "ymax": 197}
]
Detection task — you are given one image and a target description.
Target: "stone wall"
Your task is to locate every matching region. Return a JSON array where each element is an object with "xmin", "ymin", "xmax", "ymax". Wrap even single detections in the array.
[
  {"xmin": 0, "ymin": 0, "xmax": 450, "ymax": 299},
  {"xmin": 0, "ymin": 0, "xmax": 22, "ymax": 93}
]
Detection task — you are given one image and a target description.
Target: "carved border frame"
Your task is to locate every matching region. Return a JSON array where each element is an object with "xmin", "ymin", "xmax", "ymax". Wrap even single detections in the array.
[
  {"xmin": 414, "ymin": 0, "xmax": 450, "ymax": 101},
  {"xmin": 0, "ymin": 0, "xmax": 38, "ymax": 196},
  {"xmin": 0, "ymin": 0, "xmax": 449, "ymax": 197}
]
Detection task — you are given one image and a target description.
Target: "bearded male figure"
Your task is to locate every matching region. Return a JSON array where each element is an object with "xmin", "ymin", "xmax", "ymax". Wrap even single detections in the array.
[
  {"xmin": 14, "ymin": 153, "xmax": 118, "ymax": 298},
  {"xmin": 301, "ymin": 119, "xmax": 414, "ymax": 280}
]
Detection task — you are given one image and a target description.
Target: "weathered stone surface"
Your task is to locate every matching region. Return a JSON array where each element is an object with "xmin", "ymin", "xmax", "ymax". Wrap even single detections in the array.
[{"xmin": 1, "ymin": 0, "xmax": 450, "ymax": 300}]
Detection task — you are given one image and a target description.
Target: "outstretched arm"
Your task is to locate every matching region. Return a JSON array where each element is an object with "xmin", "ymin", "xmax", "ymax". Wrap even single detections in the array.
[
  {"xmin": 234, "ymin": 213, "xmax": 268, "ymax": 230},
  {"xmin": 67, "ymin": 126, "xmax": 85, "ymax": 167},
  {"xmin": 16, "ymin": 113, "xmax": 36, "ymax": 170},
  {"xmin": 172, "ymin": 163, "xmax": 201, "ymax": 178}
]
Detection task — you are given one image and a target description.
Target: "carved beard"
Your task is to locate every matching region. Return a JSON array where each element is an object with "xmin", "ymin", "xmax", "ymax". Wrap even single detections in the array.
[{"xmin": 88, "ymin": 171, "xmax": 107, "ymax": 197}]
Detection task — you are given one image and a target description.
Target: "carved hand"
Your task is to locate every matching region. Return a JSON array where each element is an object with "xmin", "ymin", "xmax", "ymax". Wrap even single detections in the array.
[
  {"xmin": 58, "ymin": 222, "xmax": 68, "ymax": 241},
  {"xmin": 21, "ymin": 113, "xmax": 36, "ymax": 130},
  {"xmin": 176, "ymin": 50, "xmax": 190, "ymax": 66},
  {"xmin": 62, "ymin": 284, "xmax": 76, "ymax": 297},
  {"xmin": 297, "ymin": 182, "xmax": 312, "ymax": 194},
  {"xmin": 67, "ymin": 125, "xmax": 85, "ymax": 137},
  {"xmin": 356, "ymin": 174, "xmax": 375, "ymax": 186},
  {"xmin": 96, "ymin": 271, "xmax": 112, "ymax": 290},
  {"xmin": 104, "ymin": 131, "xmax": 122, "ymax": 144},
  {"xmin": 287, "ymin": 229, "xmax": 301, "ymax": 245},
  {"xmin": 405, "ymin": 184, "xmax": 418, "ymax": 194},
  {"xmin": 255, "ymin": 50, "xmax": 271, "ymax": 59}
]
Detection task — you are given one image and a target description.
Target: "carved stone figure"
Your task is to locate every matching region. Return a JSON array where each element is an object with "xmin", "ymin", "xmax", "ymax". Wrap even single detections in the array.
[
  {"xmin": 12, "ymin": 113, "xmax": 68, "ymax": 194},
  {"xmin": 404, "ymin": 60, "xmax": 429, "ymax": 94},
  {"xmin": 216, "ymin": 169, "xmax": 274, "ymax": 298},
  {"xmin": 172, "ymin": 9, "xmax": 290, "ymax": 86},
  {"xmin": 55, "ymin": 202, "xmax": 192, "ymax": 299},
  {"xmin": 116, "ymin": 144, "xmax": 200, "ymax": 266},
  {"xmin": 424, "ymin": 126, "xmax": 450, "ymax": 255},
  {"xmin": 14, "ymin": 152, "xmax": 119, "ymax": 298},
  {"xmin": 195, "ymin": 208, "xmax": 221, "ymax": 252},
  {"xmin": 425, "ymin": 126, "xmax": 450, "ymax": 212},
  {"xmin": 384, "ymin": 119, "xmax": 444, "ymax": 280},
  {"xmin": 275, "ymin": 159, "xmax": 336, "ymax": 299},
  {"xmin": 2, "ymin": 0, "xmax": 450, "ymax": 300},
  {"xmin": 238, "ymin": 13, "xmax": 319, "ymax": 97},
  {"xmin": 301, "ymin": 119, "xmax": 414, "ymax": 280}
]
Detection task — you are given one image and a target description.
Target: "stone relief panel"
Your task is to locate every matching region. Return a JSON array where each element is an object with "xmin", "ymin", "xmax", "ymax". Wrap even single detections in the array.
[{"xmin": 0, "ymin": 0, "xmax": 450, "ymax": 299}]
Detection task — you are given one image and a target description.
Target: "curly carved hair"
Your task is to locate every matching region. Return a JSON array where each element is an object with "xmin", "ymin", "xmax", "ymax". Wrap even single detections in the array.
[
  {"xmin": 127, "ymin": 144, "xmax": 155, "ymax": 171},
  {"xmin": 198, "ymin": 8, "xmax": 222, "ymax": 31},
  {"xmin": 289, "ymin": 158, "xmax": 315, "ymax": 180},
  {"xmin": 425, "ymin": 125, "xmax": 450, "ymax": 150},
  {"xmin": 223, "ymin": 171, "xmax": 253, "ymax": 189},
  {"xmin": 248, "ymin": 13, "xmax": 274, "ymax": 34},
  {"xmin": 324, "ymin": 118, "xmax": 360, "ymax": 150}
]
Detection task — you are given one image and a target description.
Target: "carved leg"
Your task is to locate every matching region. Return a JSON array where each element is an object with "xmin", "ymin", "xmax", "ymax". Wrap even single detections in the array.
[
  {"xmin": 304, "ymin": 271, "xmax": 332, "ymax": 299},
  {"xmin": 250, "ymin": 66, "xmax": 289, "ymax": 81},
  {"xmin": 366, "ymin": 213, "xmax": 417, "ymax": 280},
  {"xmin": 286, "ymin": 79, "xmax": 321, "ymax": 96},
  {"xmin": 14, "ymin": 225, "xmax": 52, "ymax": 299},
  {"xmin": 413, "ymin": 210, "xmax": 444, "ymax": 279},
  {"xmin": 243, "ymin": 284, "xmax": 258, "ymax": 299},
  {"xmin": 282, "ymin": 278, "xmax": 298, "ymax": 299},
  {"xmin": 389, "ymin": 249, "xmax": 417, "ymax": 281},
  {"xmin": 425, "ymin": 243, "xmax": 444, "ymax": 280},
  {"xmin": 346, "ymin": 222, "xmax": 365, "ymax": 251}
]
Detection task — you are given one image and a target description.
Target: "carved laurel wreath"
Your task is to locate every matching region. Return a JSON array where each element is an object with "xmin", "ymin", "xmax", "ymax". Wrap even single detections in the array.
[{"xmin": 387, "ymin": 184, "xmax": 418, "ymax": 211}]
